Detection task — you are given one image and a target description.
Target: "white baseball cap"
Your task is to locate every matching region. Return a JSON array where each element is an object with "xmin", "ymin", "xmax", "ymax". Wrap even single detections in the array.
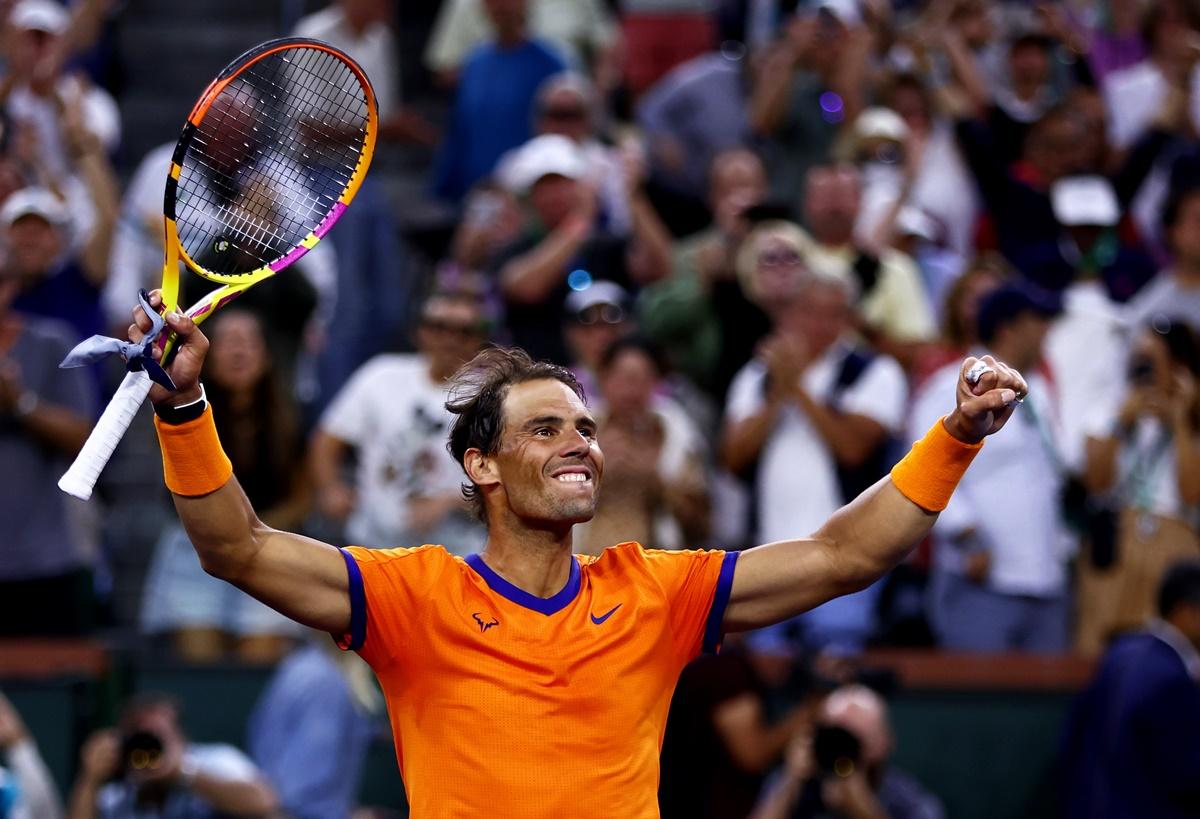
[
  {"xmin": 9, "ymin": 0, "xmax": 69, "ymax": 35},
  {"xmin": 498, "ymin": 134, "xmax": 588, "ymax": 194},
  {"xmin": 854, "ymin": 107, "xmax": 909, "ymax": 143},
  {"xmin": 0, "ymin": 187, "xmax": 68, "ymax": 227},
  {"xmin": 1051, "ymin": 176, "xmax": 1120, "ymax": 227}
]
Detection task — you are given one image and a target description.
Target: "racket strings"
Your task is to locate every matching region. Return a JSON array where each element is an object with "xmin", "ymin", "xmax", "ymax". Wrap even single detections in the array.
[{"xmin": 174, "ymin": 45, "xmax": 369, "ymax": 278}]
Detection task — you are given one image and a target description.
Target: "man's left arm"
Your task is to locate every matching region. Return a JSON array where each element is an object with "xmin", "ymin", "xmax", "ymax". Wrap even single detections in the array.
[{"xmin": 723, "ymin": 356, "xmax": 1026, "ymax": 632}]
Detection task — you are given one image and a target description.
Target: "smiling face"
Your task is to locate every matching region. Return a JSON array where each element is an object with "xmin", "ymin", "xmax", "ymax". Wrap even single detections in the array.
[{"xmin": 478, "ymin": 378, "xmax": 604, "ymax": 528}]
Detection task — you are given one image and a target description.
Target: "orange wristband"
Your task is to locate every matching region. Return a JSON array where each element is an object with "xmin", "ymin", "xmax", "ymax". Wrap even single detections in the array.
[
  {"xmin": 154, "ymin": 405, "xmax": 233, "ymax": 497},
  {"xmin": 889, "ymin": 417, "xmax": 983, "ymax": 512}
]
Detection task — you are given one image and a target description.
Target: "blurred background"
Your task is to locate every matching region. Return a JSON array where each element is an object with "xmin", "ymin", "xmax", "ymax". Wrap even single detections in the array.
[{"xmin": 1, "ymin": 0, "xmax": 1199, "ymax": 817}]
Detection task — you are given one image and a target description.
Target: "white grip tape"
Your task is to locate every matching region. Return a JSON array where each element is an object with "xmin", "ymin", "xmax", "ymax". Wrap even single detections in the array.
[{"xmin": 58, "ymin": 370, "xmax": 153, "ymax": 500}]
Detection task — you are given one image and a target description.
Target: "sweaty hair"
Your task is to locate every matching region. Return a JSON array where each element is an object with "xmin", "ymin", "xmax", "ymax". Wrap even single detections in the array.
[{"xmin": 446, "ymin": 346, "xmax": 585, "ymax": 522}]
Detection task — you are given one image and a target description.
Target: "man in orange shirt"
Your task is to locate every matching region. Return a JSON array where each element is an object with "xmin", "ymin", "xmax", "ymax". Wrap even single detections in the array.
[{"xmin": 132, "ymin": 291, "xmax": 1025, "ymax": 818}]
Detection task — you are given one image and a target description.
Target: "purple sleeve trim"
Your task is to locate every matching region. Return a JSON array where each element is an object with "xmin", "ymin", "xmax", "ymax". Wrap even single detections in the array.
[
  {"xmin": 702, "ymin": 551, "xmax": 739, "ymax": 655},
  {"xmin": 339, "ymin": 548, "xmax": 367, "ymax": 652}
]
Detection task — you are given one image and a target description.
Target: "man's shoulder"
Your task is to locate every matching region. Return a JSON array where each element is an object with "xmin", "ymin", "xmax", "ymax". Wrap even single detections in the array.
[{"xmin": 346, "ymin": 543, "xmax": 457, "ymax": 566}]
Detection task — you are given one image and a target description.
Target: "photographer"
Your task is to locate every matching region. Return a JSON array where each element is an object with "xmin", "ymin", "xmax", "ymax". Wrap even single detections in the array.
[
  {"xmin": 750, "ymin": 685, "xmax": 944, "ymax": 819},
  {"xmin": 1077, "ymin": 319, "xmax": 1200, "ymax": 654},
  {"xmin": 66, "ymin": 695, "xmax": 277, "ymax": 819}
]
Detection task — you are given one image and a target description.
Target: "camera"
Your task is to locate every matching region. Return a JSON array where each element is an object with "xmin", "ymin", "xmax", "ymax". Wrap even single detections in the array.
[
  {"xmin": 117, "ymin": 730, "xmax": 165, "ymax": 778},
  {"xmin": 813, "ymin": 724, "xmax": 862, "ymax": 777}
]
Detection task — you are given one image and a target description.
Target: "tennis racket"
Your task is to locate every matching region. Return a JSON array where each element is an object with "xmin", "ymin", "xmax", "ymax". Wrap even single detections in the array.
[{"xmin": 58, "ymin": 37, "xmax": 377, "ymax": 500}]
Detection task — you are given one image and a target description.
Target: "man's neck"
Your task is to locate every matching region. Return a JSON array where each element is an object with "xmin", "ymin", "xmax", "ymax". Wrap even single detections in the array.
[
  {"xmin": 494, "ymin": 29, "xmax": 525, "ymax": 49},
  {"xmin": 482, "ymin": 524, "xmax": 575, "ymax": 599},
  {"xmin": 1173, "ymin": 262, "xmax": 1200, "ymax": 286}
]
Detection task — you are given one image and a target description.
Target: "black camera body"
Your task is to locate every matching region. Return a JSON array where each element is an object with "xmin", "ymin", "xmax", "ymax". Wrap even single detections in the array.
[
  {"xmin": 813, "ymin": 724, "xmax": 862, "ymax": 778},
  {"xmin": 116, "ymin": 730, "xmax": 165, "ymax": 778}
]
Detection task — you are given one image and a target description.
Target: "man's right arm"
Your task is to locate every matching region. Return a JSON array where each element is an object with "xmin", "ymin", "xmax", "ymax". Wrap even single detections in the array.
[
  {"xmin": 172, "ymin": 475, "xmax": 351, "ymax": 635},
  {"xmin": 132, "ymin": 294, "xmax": 351, "ymax": 636}
]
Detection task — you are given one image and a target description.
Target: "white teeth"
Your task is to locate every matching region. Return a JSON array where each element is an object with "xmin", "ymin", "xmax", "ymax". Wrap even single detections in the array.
[{"xmin": 556, "ymin": 473, "xmax": 588, "ymax": 482}]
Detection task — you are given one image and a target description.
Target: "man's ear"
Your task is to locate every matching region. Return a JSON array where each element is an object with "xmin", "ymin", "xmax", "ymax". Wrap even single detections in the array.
[{"xmin": 464, "ymin": 448, "xmax": 500, "ymax": 489}]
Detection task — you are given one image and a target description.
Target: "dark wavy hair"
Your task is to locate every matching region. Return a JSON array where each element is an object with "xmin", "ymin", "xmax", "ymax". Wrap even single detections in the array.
[{"xmin": 446, "ymin": 346, "xmax": 584, "ymax": 523}]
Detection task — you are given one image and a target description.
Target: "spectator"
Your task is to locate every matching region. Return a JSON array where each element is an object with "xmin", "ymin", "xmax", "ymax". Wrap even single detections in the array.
[
  {"xmin": 875, "ymin": 71, "xmax": 978, "ymax": 259},
  {"xmin": 910, "ymin": 283, "xmax": 1074, "ymax": 653},
  {"xmin": 0, "ymin": 691, "xmax": 63, "ymax": 819},
  {"xmin": 749, "ymin": 5, "xmax": 872, "ymax": 214},
  {"xmin": 1077, "ymin": 319, "xmax": 1200, "ymax": 654},
  {"xmin": 751, "ymin": 684, "xmax": 946, "ymax": 819},
  {"xmin": 247, "ymin": 641, "xmax": 378, "ymax": 819},
  {"xmin": 493, "ymin": 132, "xmax": 670, "ymax": 364},
  {"xmin": 0, "ymin": 250, "xmax": 93, "ymax": 637},
  {"xmin": 1127, "ymin": 184, "xmax": 1200, "ymax": 331},
  {"xmin": 572, "ymin": 336, "xmax": 708, "ymax": 555},
  {"xmin": 2, "ymin": 182, "xmax": 113, "ymax": 349},
  {"xmin": 638, "ymin": 148, "xmax": 770, "ymax": 400},
  {"xmin": 722, "ymin": 271, "xmax": 908, "ymax": 653},
  {"xmin": 0, "ymin": 0, "xmax": 120, "ymax": 182},
  {"xmin": 66, "ymin": 694, "xmax": 278, "ymax": 819},
  {"xmin": 1060, "ymin": 560, "xmax": 1200, "ymax": 819},
  {"xmin": 431, "ymin": 0, "xmax": 568, "ymax": 203},
  {"xmin": 659, "ymin": 637, "xmax": 813, "ymax": 819},
  {"xmin": 292, "ymin": 0, "xmax": 432, "ymax": 409},
  {"xmin": 1044, "ymin": 174, "xmax": 1157, "ymax": 300},
  {"xmin": 1101, "ymin": 0, "xmax": 1200, "ymax": 152},
  {"xmin": 309, "ymin": 292, "xmax": 490, "ymax": 554},
  {"xmin": 1044, "ymin": 176, "xmax": 1156, "ymax": 467},
  {"xmin": 424, "ymin": 0, "xmax": 618, "ymax": 87},
  {"xmin": 562, "ymin": 280, "xmax": 633, "ymax": 406},
  {"xmin": 140, "ymin": 310, "xmax": 307, "ymax": 665},
  {"xmin": 294, "ymin": 0, "xmax": 435, "ymax": 145},
  {"xmin": 636, "ymin": 44, "xmax": 753, "ymax": 219},
  {"xmin": 800, "ymin": 164, "xmax": 937, "ymax": 369},
  {"xmin": 511, "ymin": 71, "xmax": 636, "ymax": 236}
]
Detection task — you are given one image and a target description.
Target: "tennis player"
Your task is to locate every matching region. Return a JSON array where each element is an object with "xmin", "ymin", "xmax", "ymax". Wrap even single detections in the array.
[{"xmin": 131, "ymin": 293, "xmax": 1026, "ymax": 818}]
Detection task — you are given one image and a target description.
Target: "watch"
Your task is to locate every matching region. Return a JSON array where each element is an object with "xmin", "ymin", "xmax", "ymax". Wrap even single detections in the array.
[{"xmin": 153, "ymin": 384, "xmax": 208, "ymax": 425}]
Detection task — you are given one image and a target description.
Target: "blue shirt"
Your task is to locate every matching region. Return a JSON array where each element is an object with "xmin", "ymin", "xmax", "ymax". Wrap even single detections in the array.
[
  {"xmin": 432, "ymin": 39, "xmax": 566, "ymax": 202},
  {"xmin": 247, "ymin": 645, "xmax": 375, "ymax": 819}
]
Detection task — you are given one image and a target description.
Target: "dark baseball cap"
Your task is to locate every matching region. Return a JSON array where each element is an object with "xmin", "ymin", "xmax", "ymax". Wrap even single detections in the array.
[{"xmin": 976, "ymin": 283, "xmax": 1062, "ymax": 343}]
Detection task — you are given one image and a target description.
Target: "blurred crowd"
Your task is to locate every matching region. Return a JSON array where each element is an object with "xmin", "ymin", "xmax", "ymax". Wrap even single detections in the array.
[{"xmin": 1, "ymin": 0, "xmax": 1200, "ymax": 815}]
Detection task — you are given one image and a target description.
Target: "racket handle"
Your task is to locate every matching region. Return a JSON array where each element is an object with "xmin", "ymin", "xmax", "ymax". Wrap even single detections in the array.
[{"xmin": 58, "ymin": 370, "xmax": 153, "ymax": 500}]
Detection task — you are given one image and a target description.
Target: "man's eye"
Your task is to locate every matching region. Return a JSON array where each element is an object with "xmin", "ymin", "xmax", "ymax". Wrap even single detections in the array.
[{"xmin": 535, "ymin": 428, "xmax": 553, "ymax": 437}]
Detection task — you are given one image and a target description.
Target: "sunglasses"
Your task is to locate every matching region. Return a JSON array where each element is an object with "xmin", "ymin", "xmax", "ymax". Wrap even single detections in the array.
[
  {"xmin": 758, "ymin": 249, "xmax": 803, "ymax": 267},
  {"xmin": 543, "ymin": 106, "xmax": 586, "ymax": 121},
  {"xmin": 575, "ymin": 304, "xmax": 626, "ymax": 326}
]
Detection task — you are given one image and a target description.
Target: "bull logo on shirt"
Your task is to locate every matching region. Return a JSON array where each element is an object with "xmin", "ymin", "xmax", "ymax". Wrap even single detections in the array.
[{"xmin": 472, "ymin": 612, "xmax": 500, "ymax": 633}]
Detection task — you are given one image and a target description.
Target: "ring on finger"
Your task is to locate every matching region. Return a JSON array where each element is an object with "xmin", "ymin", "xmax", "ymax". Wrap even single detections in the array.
[{"xmin": 966, "ymin": 361, "xmax": 994, "ymax": 386}]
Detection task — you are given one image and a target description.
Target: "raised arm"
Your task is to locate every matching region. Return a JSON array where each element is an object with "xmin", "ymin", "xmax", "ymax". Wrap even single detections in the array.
[
  {"xmin": 724, "ymin": 356, "xmax": 1026, "ymax": 631},
  {"xmin": 131, "ymin": 294, "xmax": 350, "ymax": 636}
]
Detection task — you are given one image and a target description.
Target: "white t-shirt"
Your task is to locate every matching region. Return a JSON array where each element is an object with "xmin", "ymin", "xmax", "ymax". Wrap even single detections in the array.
[
  {"xmin": 909, "ymin": 359, "xmax": 1073, "ymax": 597},
  {"xmin": 1103, "ymin": 60, "xmax": 1200, "ymax": 150},
  {"xmin": 1124, "ymin": 271, "xmax": 1200, "ymax": 334},
  {"xmin": 1045, "ymin": 280, "xmax": 1130, "ymax": 472},
  {"xmin": 424, "ymin": 0, "xmax": 617, "ymax": 73},
  {"xmin": 319, "ymin": 354, "xmax": 485, "ymax": 553},
  {"xmin": 725, "ymin": 343, "xmax": 907, "ymax": 543}
]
